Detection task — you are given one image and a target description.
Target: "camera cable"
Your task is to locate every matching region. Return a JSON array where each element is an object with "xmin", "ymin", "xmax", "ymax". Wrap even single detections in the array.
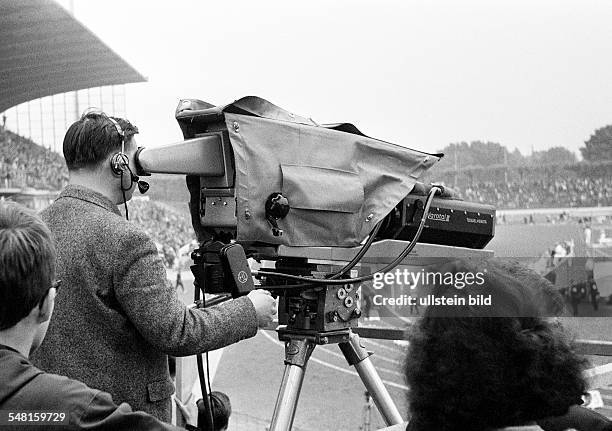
[
  {"xmin": 194, "ymin": 286, "xmax": 215, "ymax": 430},
  {"xmin": 327, "ymin": 219, "xmax": 383, "ymax": 280},
  {"xmin": 120, "ymin": 170, "xmax": 129, "ymax": 220},
  {"xmin": 254, "ymin": 186, "xmax": 440, "ymax": 285}
]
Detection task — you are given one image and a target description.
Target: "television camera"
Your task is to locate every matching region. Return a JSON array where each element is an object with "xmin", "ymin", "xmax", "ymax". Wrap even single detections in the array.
[{"xmin": 134, "ymin": 96, "xmax": 495, "ymax": 431}]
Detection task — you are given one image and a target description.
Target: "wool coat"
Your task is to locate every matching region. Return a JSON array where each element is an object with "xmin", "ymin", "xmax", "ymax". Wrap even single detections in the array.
[{"xmin": 32, "ymin": 185, "xmax": 258, "ymax": 422}]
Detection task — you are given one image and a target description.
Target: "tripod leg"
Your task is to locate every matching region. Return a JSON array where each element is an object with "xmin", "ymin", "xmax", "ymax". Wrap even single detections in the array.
[
  {"xmin": 339, "ymin": 331, "xmax": 403, "ymax": 426},
  {"xmin": 269, "ymin": 337, "xmax": 316, "ymax": 431}
]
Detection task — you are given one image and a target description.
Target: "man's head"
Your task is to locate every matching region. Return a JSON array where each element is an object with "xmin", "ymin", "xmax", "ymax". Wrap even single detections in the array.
[
  {"xmin": 63, "ymin": 110, "xmax": 139, "ymax": 204},
  {"xmin": 197, "ymin": 391, "xmax": 232, "ymax": 431},
  {"xmin": 0, "ymin": 202, "xmax": 58, "ymax": 355}
]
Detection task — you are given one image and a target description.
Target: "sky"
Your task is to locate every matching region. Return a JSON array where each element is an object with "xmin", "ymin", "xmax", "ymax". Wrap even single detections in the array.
[{"xmin": 59, "ymin": 0, "xmax": 612, "ymax": 157}]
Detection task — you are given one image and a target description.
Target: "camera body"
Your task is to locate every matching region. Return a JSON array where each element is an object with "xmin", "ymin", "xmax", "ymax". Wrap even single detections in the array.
[{"xmin": 134, "ymin": 96, "xmax": 494, "ymax": 330}]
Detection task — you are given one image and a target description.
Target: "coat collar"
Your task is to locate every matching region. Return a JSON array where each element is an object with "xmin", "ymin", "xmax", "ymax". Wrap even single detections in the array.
[{"xmin": 57, "ymin": 184, "xmax": 122, "ymax": 216}]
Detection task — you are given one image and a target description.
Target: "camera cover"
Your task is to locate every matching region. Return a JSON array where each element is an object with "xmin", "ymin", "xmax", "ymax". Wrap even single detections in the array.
[{"xmin": 177, "ymin": 96, "xmax": 442, "ymax": 247}]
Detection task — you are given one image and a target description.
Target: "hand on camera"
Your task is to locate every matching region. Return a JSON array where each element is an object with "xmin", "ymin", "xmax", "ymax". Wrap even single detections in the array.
[{"xmin": 247, "ymin": 289, "xmax": 277, "ymax": 328}]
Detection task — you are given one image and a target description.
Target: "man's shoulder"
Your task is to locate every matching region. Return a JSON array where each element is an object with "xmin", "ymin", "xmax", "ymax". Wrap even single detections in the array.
[
  {"xmin": 42, "ymin": 194, "xmax": 117, "ymax": 225},
  {"xmin": 31, "ymin": 370, "xmax": 99, "ymax": 402},
  {"xmin": 43, "ymin": 196, "xmax": 150, "ymax": 243},
  {"xmin": 4, "ymin": 362, "xmax": 101, "ymax": 414},
  {"xmin": 15, "ymin": 370, "xmax": 182, "ymax": 430}
]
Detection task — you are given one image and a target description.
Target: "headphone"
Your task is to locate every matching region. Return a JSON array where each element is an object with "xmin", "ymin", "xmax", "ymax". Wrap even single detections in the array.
[
  {"xmin": 108, "ymin": 117, "xmax": 130, "ymax": 177},
  {"xmin": 105, "ymin": 115, "xmax": 149, "ymax": 195}
]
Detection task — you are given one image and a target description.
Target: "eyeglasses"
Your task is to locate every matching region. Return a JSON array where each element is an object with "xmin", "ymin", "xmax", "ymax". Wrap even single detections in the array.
[{"xmin": 38, "ymin": 279, "xmax": 61, "ymax": 308}]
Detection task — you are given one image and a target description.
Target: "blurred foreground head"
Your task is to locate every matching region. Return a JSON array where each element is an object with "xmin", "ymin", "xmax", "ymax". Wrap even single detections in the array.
[
  {"xmin": 0, "ymin": 201, "xmax": 57, "ymax": 355},
  {"xmin": 197, "ymin": 391, "xmax": 231, "ymax": 431},
  {"xmin": 405, "ymin": 258, "xmax": 587, "ymax": 431}
]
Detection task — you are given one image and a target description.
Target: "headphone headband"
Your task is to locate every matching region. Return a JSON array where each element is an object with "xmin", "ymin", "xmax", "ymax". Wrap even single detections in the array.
[
  {"xmin": 106, "ymin": 116, "xmax": 125, "ymax": 154},
  {"xmin": 106, "ymin": 117, "xmax": 127, "ymax": 175},
  {"xmin": 81, "ymin": 109, "xmax": 126, "ymax": 153}
]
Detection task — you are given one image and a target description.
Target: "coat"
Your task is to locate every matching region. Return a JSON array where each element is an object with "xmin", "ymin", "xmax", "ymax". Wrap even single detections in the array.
[
  {"xmin": 0, "ymin": 345, "xmax": 184, "ymax": 430},
  {"xmin": 32, "ymin": 184, "xmax": 258, "ymax": 422},
  {"xmin": 402, "ymin": 405, "xmax": 612, "ymax": 431}
]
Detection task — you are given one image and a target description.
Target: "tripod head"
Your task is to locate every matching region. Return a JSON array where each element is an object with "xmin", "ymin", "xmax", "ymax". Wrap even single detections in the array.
[
  {"xmin": 260, "ymin": 257, "xmax": 362, "ymax": 333},
  {"xmin": 190, "ymin": 241, "xmax": 362, "ymax": 332}
]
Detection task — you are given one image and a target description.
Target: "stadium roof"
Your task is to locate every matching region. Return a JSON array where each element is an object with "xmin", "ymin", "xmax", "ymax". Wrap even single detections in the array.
[{"xmin": 0, "ymin": 0, "xmax": 146, "ymax": 113}]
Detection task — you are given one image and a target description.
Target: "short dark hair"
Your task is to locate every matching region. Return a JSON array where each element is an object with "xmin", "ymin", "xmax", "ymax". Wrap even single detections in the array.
[
  {"xmin": 0, "ymin": 201, "xmax": 56, "ymax": 330},
  {"xmin": 404, "ymin": 258, "xmax": 587, "ymax": 431},
  {"xmin": 63, "ymin": 110, "xmax": 139, "ymax": 170}
]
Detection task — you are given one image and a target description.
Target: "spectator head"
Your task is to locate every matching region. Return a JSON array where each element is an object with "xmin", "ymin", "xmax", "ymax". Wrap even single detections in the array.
[
  {"xmin": 197, "ymin": 391, "xmax": 232, "ymax": 431},
  {"xmin": 0, "ymin": 201, "xmax": 58, "ymax": 356},
  {"xmin": 63, "ymin": 109, "xmax": 139, "ymax": 171},
  {"xmin": 404, "ymin": 258, "xmax": 586, "ymax": 431}
]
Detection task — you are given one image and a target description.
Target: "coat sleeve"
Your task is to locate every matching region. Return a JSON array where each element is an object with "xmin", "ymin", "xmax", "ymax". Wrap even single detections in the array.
[
  {"xmin": 537, "ymin": 405, "xmax": 612, "ymax": 431},
  {"xmin": 76, "ymin": 390, "xmax": 184, "ymax": 430},
  {"xmin": 112, "ymin": 227, "xmax": 258, "ymax": 356}
]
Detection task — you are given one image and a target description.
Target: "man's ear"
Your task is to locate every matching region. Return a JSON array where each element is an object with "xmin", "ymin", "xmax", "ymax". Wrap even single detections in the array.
[{"xmin": 36, "ymin": 288, "xmax": 56, "ymax": 324}]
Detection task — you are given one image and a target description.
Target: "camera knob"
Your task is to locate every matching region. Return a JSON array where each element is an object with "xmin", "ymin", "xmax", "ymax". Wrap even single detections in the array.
[
  {"xmin": 265, "ymin": 193, "xmax": 290, "ymax": 236},
  {"xmin": 266, "ymin": 193, "xmax": 290, "ymax": 218}
]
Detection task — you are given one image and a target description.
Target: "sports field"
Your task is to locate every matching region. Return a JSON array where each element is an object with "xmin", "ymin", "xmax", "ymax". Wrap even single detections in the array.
[{"xmin": 174, "ymin": 221, "xmax": 612, "ymax": 430}]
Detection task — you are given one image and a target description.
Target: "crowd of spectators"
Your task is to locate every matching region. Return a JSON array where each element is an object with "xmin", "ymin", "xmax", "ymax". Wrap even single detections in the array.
[
  {"xmin": 0, "ymin": 129, "xmax": 68, "ymax": 190},
  {"xmin": 125, "ymin": 198, "xmax": 194, "ymax": 268},
  {"xmin": 436, "ymin": 167, "xmax": 612, "ymax": 209},
  {"xmin": 460, "ymin": 177, "xmax": 611, "ymax": 209}
]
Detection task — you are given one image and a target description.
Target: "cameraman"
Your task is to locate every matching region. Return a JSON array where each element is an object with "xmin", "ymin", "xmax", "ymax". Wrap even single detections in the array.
[
  {"xmin": 0, "ymin": 201, "xmax": 187, "ymax": 430},
  {"xmin": 32, "ymin": 112, "xmax": 276, "ymax": 422}
]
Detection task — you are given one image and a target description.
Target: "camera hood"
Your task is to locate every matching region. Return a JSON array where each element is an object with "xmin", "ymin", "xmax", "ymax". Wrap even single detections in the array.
[{"xmin": 137, "ymin": 96, "xmax": 442, "ymax": 247}]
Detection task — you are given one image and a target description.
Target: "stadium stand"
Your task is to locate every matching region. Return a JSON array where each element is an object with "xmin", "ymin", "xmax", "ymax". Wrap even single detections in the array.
[
  {"xmin": 0, "ymin": 128, "xmax": 68, "ymax": 190},
  {"xmin": 0, "ymin": 0, "xmax": 145, "ymax": 113},
  {"xmin": 433, "ymin": 163, "xmax": 612, "ymax": 209}
]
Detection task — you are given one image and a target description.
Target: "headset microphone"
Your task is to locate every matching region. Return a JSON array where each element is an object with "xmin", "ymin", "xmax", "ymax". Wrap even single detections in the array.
[
  {"xmin": 126, "ymin": 165, "xmax": 150, "ymax": 194},
  {"xmin": 137, "ymin": 179, "xmax": 150, "ymax": 194}
]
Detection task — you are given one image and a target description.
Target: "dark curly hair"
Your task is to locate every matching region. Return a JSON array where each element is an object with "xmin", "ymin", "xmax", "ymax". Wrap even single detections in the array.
[{"xmin": 405, "ymin": 258, "xmax": 587, "ymax": 431}]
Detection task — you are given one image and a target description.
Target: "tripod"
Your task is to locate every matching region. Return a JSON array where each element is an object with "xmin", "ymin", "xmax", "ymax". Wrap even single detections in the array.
[
  {"xmin": 191, "ymin": 242, "xmax": 405, "ymax": 430},
  {"xmin": 269, "ymin": 327, "xmax": 403, "ymax": 431}
]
